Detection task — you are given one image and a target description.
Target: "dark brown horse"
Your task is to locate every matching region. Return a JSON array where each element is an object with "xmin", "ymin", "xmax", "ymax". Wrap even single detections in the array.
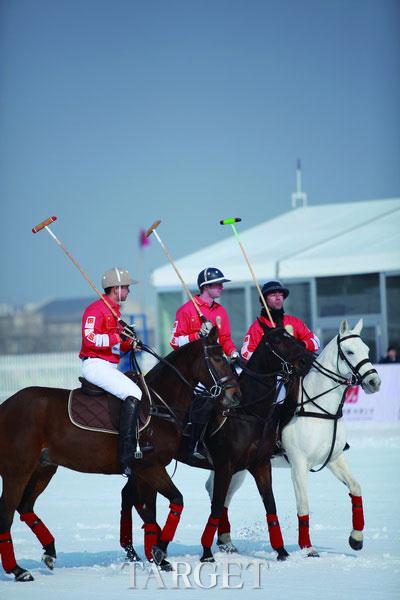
[
  {"xmin": 0, "ymin": 327, "xmax": 241, "ymax": 582},
  {"xmin": 119, "ymin": 326, "xmax": 315, "ymax": 564}
]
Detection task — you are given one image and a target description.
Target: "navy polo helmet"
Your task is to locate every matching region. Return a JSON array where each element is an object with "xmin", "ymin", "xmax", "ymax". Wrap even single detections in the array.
[
  {"xmin": 197, "ymin": 268, "xmax": 231, "ymax": 289},
  {"xmin": 261, "ymin": 280, "xmax": 289, "ymax": 298}
]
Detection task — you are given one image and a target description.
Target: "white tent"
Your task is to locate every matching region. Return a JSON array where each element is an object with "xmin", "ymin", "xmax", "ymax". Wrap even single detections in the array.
[{"xmin": 152, "ymin": 198, "xmax": 400, "ymax": 288}]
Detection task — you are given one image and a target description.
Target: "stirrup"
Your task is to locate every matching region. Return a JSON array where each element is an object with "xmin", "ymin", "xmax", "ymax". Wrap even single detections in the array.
[{"xmin": 192, "ymin": 443, "xmax": 206, "ymax": 460}]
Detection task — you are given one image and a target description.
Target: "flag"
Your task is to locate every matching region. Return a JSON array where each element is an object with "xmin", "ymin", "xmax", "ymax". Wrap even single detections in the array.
[{"xmin": 139, "ymin": 228, "xmax": 150, "ymax": 249}]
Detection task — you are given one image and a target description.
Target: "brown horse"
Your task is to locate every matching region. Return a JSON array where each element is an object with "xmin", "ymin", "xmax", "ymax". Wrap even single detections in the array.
[{"xmin": 0, "ymin": 327, "xmax": 241, "ymax": 582}]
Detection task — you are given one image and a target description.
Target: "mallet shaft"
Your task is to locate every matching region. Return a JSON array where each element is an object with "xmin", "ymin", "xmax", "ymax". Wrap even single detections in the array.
[
  {"xmin": 146, "ymin": 222, "xmax": 204, "ymax": 320},
  {"xmin": 221, "ymin": 218, "xmax": 275, "ymax": 327},
  {"xmin": 33, "ymin": 217, "xmax": 125, "ymax": 324}
]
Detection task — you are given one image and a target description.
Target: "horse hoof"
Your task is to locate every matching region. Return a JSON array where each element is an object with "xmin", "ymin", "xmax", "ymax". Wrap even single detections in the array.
[
  {"xmin": 11, "ymin": 566, "xmax": 34, "ymax": 582},
  {"xmin": 201, "ymin": 547, "xmax": 215, "ymax": 562},
  {"xmin": 349, "ymin": 535, "xmax": 363, "ymax": 551},
  {"xmin": 276, "ymin": 547, "xmax": 289, "ymax": 561},
  {"xmin": 200, "ymin": 556, "xmax": 215, "ymax": 563},
  {"xmin": 124, "ymin": 544, "xmax": 143, "ymax": 563},
  {"xmin": 152, "ymin": 545, "xmax": 166, "ymax": 566},
  {"xmin": 217, "ymin": 541, "xmax": 239, "ymax": 553},
  {"xmin": 160, "ymin": 559, "xmax": 173, "ymax": 572},
  {"xmin": 42, "ymin": 553, "xmax": 56, "ymax": 570}
]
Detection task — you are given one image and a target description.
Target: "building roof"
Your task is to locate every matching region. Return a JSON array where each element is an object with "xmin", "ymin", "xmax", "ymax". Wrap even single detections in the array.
[{"xmin": 152, "ymin": 198, "xmax": 400, "ymax": 288}]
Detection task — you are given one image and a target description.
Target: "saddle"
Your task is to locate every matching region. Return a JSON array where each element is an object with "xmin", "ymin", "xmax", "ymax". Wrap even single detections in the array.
[{"xmin": 68, "ymin": 375, "xmax": 150, "ymax": 435}]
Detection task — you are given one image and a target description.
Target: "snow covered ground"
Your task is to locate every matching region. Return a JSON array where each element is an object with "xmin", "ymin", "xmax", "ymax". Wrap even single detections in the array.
[{"xmin": 1, "ymin": 423, "xmax": 399, "ymax": 599}]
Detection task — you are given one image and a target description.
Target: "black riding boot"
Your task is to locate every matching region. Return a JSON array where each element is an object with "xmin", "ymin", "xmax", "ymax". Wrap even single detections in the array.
[
  {"xmin": 119, "ymin": 396, "xmax": 141, "ymax": 476},
  {"xmin": 188, "ymin": 422, "xmax": 206, "ymax": 460}
]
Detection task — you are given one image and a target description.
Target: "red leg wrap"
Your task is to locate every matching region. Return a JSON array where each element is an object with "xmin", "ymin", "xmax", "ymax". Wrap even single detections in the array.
[
  {"xmin": 120, "ymin": 509, "xmax": 133, "ymax": 548},
  {"xmin": 20, "ymin": 512, "xmax": 54, "ymax": 547},
  {"xmin": 266, "ymin": 513, "xmax": 284, "ymax": 550},
  {"xmin": 142, "ymin": 523, "xmax": 160, "ymax": 560},
  {"xmin": 349, "ymin": 494, "xmax": 364, "ymax": 531},
  {"xmin": 298, "ymin": 514, "xmax": 312, "ymax": 548},
  {"xmin": 218, "ymin": 507, "xmax": 231, "ymax": 536},
  {"xmin": 0, "ymin": 532, "xmax": 17, "ymax": 572},
  {"xmin": 160, "ymin": 503, "xmax": 183, "ymax": 543},
  {"xmin": 201, "ymin": 516, "xmax": 220, "ymax": 548}
]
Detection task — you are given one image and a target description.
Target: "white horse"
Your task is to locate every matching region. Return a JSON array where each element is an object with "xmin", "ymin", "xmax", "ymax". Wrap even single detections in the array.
[{"xmin": 205, "ymin": 319, "xmax": 381, "ymax": 556}]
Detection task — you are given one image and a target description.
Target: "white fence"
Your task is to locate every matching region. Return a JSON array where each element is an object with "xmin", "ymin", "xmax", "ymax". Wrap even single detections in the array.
[{"xmin": 0, "ymin": 351, "xmax": 158, "ymax": 403}]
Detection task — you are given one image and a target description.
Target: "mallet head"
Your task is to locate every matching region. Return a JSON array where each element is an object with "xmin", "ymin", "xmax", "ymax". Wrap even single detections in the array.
[
  {"xmin": 220, "ymin": 218, "xmax": 241, "ymax": 225},
  {"xmin": 145, "ymin": 220, "xmax": 161, "ymax": 238}
]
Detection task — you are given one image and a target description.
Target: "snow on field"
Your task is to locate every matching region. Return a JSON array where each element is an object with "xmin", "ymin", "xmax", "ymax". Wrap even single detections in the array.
[{"xmin": 0, "ymin": 423, "xmax": 399, "ymax": 600}]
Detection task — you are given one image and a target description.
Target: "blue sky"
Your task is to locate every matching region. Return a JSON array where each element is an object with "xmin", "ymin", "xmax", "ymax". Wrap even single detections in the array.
[{"xmin": 0, "ymin": 0, "xmax": 399, "ymax": 306}]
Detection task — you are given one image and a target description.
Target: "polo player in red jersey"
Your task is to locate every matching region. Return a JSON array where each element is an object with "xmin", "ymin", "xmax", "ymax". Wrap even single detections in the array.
[
  {"xmin": 170, "ymin": 267, "xmax": 239, "ymax": 459},
  {"xmin": 80, "ymin": 267, "xmax": 142, "ymax": 476},
  {"xmin": 241, "ymin": 279, "xmax": 320, "ymax": 360}
]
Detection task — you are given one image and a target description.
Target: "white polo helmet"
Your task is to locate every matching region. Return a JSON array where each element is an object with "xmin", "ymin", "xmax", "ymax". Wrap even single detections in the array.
[{"xmin": 101, "ymin": 267, "xmax": 137, "ymax": 289}]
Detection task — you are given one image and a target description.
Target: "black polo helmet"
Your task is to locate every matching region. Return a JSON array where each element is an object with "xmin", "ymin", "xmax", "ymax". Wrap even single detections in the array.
[
  {"xmin": 197, "ymin": 267, "xmax": 231, "ymax": 289},
  {"xmin": 261, "ymin": 279, "xmax": 289, "ymax": 298}
]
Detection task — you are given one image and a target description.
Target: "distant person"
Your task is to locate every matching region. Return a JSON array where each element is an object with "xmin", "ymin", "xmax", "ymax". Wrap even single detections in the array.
[
  {"xmin": 170, "ymin": 267, "xmax": 239, "ymax": 459},
  {"xmin": 79, "ymin": 267, "xmax": 141, "ymax": 476},
  {"xmin": 380, "ymin": 345, "xmax": 400, "ymax": 364}
]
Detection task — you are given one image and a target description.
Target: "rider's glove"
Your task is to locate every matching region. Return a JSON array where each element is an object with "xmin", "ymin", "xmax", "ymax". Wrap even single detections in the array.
[
  {"xmin": 119, "ymin": 321, "xmax": 140, "ymax": 347},
  {"xmin": 229, "ymin": 350, "xmax": 240, "ymax": 364},
  {"xmin": 199, "ymin": 320, "xmax": 214, "ymax": 338}
]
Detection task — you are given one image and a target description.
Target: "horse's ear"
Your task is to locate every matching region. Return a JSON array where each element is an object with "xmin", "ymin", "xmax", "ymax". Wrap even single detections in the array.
[
  {"xmin": 207, "ymin": 326, "xmax": 218, "ymax": 344},
  {"xmin": 353, "ymin": 318, "xmax": 363, "ymax": 335},
  {"xmin": 339, "ymin": 320, "xmax": 349, "ymax": 335}
]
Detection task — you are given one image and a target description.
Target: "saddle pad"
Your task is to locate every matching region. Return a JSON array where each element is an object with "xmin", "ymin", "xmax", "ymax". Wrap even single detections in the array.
[{"xmin": 68, "ymin": 388, "xmax": 151, "ymax": 435}]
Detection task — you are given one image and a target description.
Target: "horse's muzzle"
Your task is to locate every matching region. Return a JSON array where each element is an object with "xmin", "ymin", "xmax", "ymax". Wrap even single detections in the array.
[
  {"xmin": 362, "ymin": 372, "xmax": 381, "ymax": 394},
  {"xmin": 222, "ymin": 390, "xmax": 241, "ymax": 408}
]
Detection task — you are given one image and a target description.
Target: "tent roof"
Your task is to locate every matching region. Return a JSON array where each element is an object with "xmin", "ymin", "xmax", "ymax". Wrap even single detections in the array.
[{"xmin": 152, "ymin": 198, "xmax": 400, "ymax": 288}]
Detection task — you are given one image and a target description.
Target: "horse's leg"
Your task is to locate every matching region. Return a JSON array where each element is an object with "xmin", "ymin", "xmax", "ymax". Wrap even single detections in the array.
[
  {"xmin": 120, "ymin": 476, "xmax": 161, "ymax": 564},
  {"xmin": 248, "ymin": 461, "xmax": 289, "ymax": 561},
  {"xmin": 205, "ymin": 470, "xmax": 247, "ymax": 551},
  {"xmin": 327, "ymin": 453, "xmax": 364, "ymax": 550},
  {"xmin": 17, "ymin": 464, "xmax": 58, "ymax": 570},
  {"xmin": 0, "ymin": 468, "xmax": 38, "ymax": 581},
  {"xmin": 200, "ymin": 465, "xmax": 234, "ymax": 562},
  {"xmin": 289, "ymin": 456, "xmax": 319, "ymax": 557},
  {"xmin": 137, "ymin": 465, "xmax": 183, "ymax": 568}
]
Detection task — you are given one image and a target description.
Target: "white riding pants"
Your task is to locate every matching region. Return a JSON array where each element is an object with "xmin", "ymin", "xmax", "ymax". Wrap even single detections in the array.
[{"xmin": 81, "ymin": 358, "xmax": 142, "ymax": 401}]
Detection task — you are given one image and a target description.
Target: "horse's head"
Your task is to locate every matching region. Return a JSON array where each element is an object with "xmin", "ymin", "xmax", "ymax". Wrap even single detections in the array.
[
  {"xmin": 256, "ymin": 323, "xmax": 316, "ymax": 377},
  {"xmin": 193, "ymin": 326, "xmax": 241, "ymax": 409},
  {"xmin": 336, "ymin": 319, "xmax": 381, "ymax": 394}
]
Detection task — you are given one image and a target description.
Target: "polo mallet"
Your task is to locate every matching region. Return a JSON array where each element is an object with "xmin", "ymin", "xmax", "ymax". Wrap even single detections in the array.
[
  {"xmin": 220, "ymin": 217, "xmax": 275, "ymax": 327},
  {"xmin": 145, "ymin": 220, "xmax": 206, "ymax": 322},
  {"xmin": 32, "ymin": 216, "xmax": 136, "ymax": 338}
]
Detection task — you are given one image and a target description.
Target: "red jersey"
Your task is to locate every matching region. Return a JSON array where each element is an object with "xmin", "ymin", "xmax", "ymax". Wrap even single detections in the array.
[
  {"xmin": 79, "ymin": 295, "xmax": 132, "ymax": 363},
  {"xmin": 241, "ymin": 314, "xmax": 320, "ymax": 361},
  {"xmin": 170, "ymin": 296, "xmax": 236, "ymax": 357}
]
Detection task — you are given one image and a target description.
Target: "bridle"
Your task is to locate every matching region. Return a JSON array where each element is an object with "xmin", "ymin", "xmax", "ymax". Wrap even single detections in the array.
[
  {"xmin": 137, "ymin": 341, "xmax": 238, "ymax": 401},
  {"xmin": 295, "ymin": 333, "xmax": 378, "ymax": 472},
  {"xmin": 201, "ymin": 342, "xmax": 238, "ymax": 399},
  {"xmin": 335, "ymin": 334, "xmax": 377, "ymax": 385}
]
